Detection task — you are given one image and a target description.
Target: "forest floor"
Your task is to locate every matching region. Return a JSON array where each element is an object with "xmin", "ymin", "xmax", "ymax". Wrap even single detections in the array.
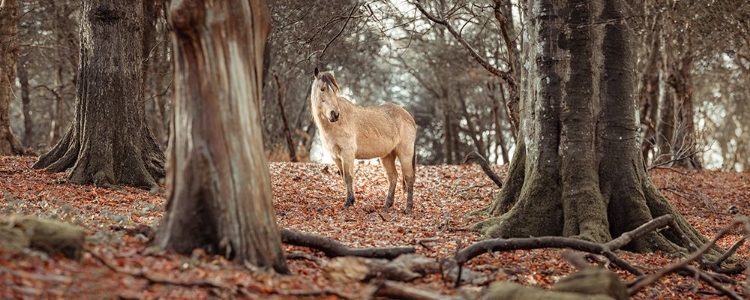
[{"xmin": 0, "ymin": 155, "xmax": 748, "ymax": 299}]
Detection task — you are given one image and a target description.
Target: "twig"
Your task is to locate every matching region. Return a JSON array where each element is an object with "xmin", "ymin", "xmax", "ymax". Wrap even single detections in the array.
[
  {"xmin": 280, "ymin": 228, "xmax": 415, "ymax": 259},
  {"xmin": 414, "ymin": 1, "xmax": 513, "ymax": 84},
  {"xmin": 705, "ymin": 237, "xmax": 747, "ymax": 274},
  {"xmin": 319, "ymin": 4, "xmax": 359, "ymax": 60},
  {"xmin": 680, "ymin": 266, "xmax": 742, "ymax": 300},
  {"xmin": 285, "ymin": 251, "xmax": 324, "ymax": 265},
  {"xmin": 627, "ymin": 219, "xmax": 746, "ymax": 296}
]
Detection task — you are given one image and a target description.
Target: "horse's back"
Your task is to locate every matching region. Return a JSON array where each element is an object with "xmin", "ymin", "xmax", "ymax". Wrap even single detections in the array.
[{"xmin": 349, "ymin": 103, "xmax": 415, "ymax": 159}]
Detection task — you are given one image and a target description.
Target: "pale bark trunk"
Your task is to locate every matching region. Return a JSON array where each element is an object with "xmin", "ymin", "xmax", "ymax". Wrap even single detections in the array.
[
  {"xmin": 154, "ymin": 0, "xmax": 289, "ymax": 273},
  {"xmin": 639, "ymin": 24, "xmax": 660, "ymax": 165},
  {"xmin": 474, "ymin": 0, "xmax": 715, "ymax": 256},
  {"xmin": 33, "ymin": 0, "xmax": 165, "ymax": 188},
  {"xmin": 0, "ymin": 0, "xmax": 25, "ymax": 155}
]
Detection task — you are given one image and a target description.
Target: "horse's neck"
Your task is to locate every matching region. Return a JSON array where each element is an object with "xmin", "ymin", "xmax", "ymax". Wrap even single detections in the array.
[{"xmin": 337, "ymin": 96, "xmax": 357, "ymax": 111}]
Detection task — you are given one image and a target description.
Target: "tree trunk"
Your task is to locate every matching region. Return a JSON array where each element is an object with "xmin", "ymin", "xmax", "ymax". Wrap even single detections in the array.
[
  {"xmin": 33, "ymin": 0, "xmax": 165, "ymax": 188},
  {"xmin": 489, "ymin": 82, "xmax": 510, "ymax": 164},
  {"xmin": 154, "ymin": 0, "xmax": 289, "ymax": 273},
  {"xmin": 18, "ymin": 53, "xmax": 32, "ymax": 148},
  {"xmin": 670, "ymin": 56, "xmax": 702, "ymax": 169},
  {"xmin": 654, "ymin": 33, "xmax": 675, "ymax": 166},
  {"xmin": 473, "ymin": 0, "xmax": 715, "ymax": 255},
  {"xmin": 442, "ymin": 95, "xmax": 455, "ymax": 164},
  {"xmin": 273, "ymin": 73, "xmax": 297, "ymax": 162},
  {"xmin": 0, "ymin": 0, "xmax": 25, "ymax": 156},
  {"xmin": 638, "ymin": 24, "xmax": 660, "ymax": 166}
]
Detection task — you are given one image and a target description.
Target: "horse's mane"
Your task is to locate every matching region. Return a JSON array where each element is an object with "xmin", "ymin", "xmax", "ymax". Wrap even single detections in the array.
[{"xmin": 319, "ymin": 72, "xmax": 340, "ymax": 94}]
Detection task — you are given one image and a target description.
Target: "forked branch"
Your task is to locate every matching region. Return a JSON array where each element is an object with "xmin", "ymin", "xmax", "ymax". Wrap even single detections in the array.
[{"xmin": 462, "ymin": 151, "xmax": 503, "ymax": 188}]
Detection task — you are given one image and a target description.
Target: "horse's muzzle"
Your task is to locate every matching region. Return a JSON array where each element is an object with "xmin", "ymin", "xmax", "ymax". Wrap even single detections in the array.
[{"xmin": 329, "ymin": 111, "xmax": 340, "ymax": 123}]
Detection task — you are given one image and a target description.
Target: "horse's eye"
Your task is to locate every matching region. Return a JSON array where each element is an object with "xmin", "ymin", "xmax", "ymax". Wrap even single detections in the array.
[{"xmin": 320, "ymin": 87, "xmax": 325, "ymax": 92}]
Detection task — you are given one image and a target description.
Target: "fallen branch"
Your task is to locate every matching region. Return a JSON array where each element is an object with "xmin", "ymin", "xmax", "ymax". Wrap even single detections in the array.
[
  {"xmin": 462, "ymin": 151, "xmax": 503, "ymax": 188},
  {"xmin": 453, "ymin": 216, "xmax": 677, "ymax": 276},
  {"xmin": 681, "ymin": 266, "xmax": 742, "ymax": 300},
  {"xmin": 704, "ymin": 237, "xmax": 746, "ymax": 274},
  {"xmin": 280, "ymin": 229, "xmax": 415, "ymax": 259},
  {"xmin": 627, "ymin": 219, "xmax": 747, "ymax": 298},
  {"xmin": 285, "ymin": 251, "xmax": 324, "ymax": 265},
  {"xmin": 365, "ymin": 280, "xmax": 454, "ymax": 300}
]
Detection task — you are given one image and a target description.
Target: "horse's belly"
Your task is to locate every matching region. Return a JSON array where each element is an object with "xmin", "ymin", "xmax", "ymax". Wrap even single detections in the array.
[{"xmin": 354, "ymin": 137, "xmax": 397, "ymax": 159}]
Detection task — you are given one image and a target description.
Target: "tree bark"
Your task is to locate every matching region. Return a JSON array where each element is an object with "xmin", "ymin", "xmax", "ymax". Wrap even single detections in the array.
[
  {"xmin": 32, "ymin": 0, "xmax": 165, "ymax": 188},
  {"xmin": 654, "ymin": 33, "xmax": 675, "ymax": 166},
  {"xmin": 18, "ymin": 52, "xmax": 32, "ymax": 148},
  {"xmin": 154, "ymin": 0, "xmax": 289, "ymax": 273},
  {"xmin": 273, "ymin": 73, "xmax": 297, "ymax": 162},
  {"xmin": 0, "ymin": 0, "xmax": 25, "ymax": 156},
  {"xmin": 670, "ymin": 56, "xmax": 702, "ymax": 169},
  {"xmin": 638, "ymin": 23, "xmax": 660, "ymax": 166},
  {"xmin": 489, "ymin": 83, "xmax": 510, "ymax": 164},
  {"xmin": 472, "ymin": 0, "xmax": 715, "ymax": 256}
]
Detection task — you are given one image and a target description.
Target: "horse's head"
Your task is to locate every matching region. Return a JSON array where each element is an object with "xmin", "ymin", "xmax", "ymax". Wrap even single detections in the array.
[{"xmin": 311, "ymin": 67, "xmax": 342, "ymax": 123}]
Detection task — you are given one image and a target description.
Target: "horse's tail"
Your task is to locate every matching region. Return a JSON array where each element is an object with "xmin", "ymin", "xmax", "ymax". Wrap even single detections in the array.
[{"xmin": 411, "ymin": 126, "xmax": 417, "ymax": 177}]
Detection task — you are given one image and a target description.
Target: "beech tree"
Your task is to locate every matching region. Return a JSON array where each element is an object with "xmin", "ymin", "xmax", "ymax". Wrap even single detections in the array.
[
  {"xmin": 0, "ymin": 0, "xmax": 25, "ymax": 155},
  {"xmin": 468, "ymin": 0, "xmax": 716, "ymax": 254},
  {"xmin": 32, "ymin": 0, "xmax": 165, "ymax": 187},
  {"xmin": 153, "ymin": 0, "xmax": 289, "ymax": 273}
]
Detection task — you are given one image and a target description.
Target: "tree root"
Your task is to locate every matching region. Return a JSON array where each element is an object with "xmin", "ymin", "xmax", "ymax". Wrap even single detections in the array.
[
  {"xmin": 462, "ymin": 151, "xmax": 503, "ymax": 188},
  {"xmin": 280, "ymin": 229, "xmax": 415, "ymax": 259}
]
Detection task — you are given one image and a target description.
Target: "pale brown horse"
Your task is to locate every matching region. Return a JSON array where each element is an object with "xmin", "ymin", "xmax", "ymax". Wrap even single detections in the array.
[{"xmin": 311, "ymin": 68, "xmax": 417, "ymax": 212}]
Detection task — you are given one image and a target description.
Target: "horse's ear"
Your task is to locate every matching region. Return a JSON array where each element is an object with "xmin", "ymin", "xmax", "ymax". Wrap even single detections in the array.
[
  {"xmin": 329, "ymin": 70, "xmax": 335, "ymax": 77},
  {"xmin": 314, "ymin": 67, "xmax": 320, "ymax": 78}
]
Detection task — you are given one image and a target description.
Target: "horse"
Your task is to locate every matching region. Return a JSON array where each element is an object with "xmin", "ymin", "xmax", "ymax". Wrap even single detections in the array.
[{"xmin": 310, "ymin": 67, "xmax": 417, "ymax": 212}]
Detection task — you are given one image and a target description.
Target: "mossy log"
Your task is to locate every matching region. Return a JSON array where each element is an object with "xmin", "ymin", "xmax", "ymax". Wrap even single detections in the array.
[{"xmin": 0, "ymin": 216, "xmax": 85, "ymax": 260}]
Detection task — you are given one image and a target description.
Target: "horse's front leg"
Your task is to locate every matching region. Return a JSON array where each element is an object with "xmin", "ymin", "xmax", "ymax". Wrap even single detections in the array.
[{"xmin": 339, "ymin": 154, "xmax": 356, "ymax": 207}]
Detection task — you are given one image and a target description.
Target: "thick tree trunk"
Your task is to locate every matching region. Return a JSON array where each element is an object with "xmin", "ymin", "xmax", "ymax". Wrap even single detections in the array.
[
  {"xmin": 154, "ymin": 0, "xmax": 289, "ymax": 273},
  {"xmin": 33, "ymin": 0, "xmax": 165, "ymax": 188},
  {"xmin": 473, "ymin": 0, "xmax": 714, "ymax": 255},
  {"xmin": 0, "ymin": 0, "xmax": 25, "ymax": 156}
]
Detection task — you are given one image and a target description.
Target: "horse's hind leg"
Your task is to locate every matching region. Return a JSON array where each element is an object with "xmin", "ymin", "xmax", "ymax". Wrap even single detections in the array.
[
  {"xmin": 396, "ymin": 151, "xmax": 415, "ymax": 213},
  {"xmin": 380, "ymin": 153, "xmax": 398, "ymax": 211}
]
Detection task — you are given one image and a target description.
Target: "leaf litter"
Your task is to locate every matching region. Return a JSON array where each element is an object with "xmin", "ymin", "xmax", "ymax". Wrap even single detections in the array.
[{"xmin": 0, "ymin": 156, "xmax": 748, "ymax": 299}]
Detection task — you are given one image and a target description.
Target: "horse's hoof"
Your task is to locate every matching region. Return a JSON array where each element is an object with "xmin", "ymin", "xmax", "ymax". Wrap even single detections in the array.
[{"xmin": 345, "ymin": 196, "xmax": 355, "ymax": 207}]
